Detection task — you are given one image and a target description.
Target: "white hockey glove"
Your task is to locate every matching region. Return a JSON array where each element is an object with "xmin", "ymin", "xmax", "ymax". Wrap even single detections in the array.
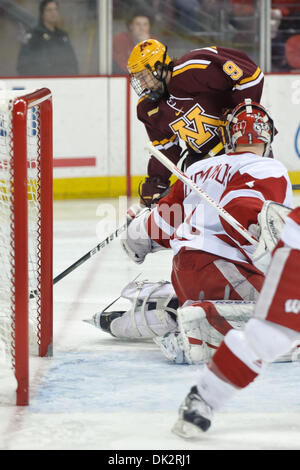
[
  {"xmin": 258, "ymin": 200, "xmax": 292, "ymax": 251},
  {"xmin": 249, "ymin": 223, "xmax": 271, "ymax": 274},
  {"xmin": 251, "ymin": 201, "xmax": 292, "ymax": 274},
  {"xmin": 121, "ymin": 207, "xmax": 164, "ymax": 264}
]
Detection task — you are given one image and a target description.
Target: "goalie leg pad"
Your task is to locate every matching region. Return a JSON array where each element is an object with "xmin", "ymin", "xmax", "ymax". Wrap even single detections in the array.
[
  {"xmin": 88, "ymin": 280, "xmax": 178, "ymax": 339},
  {"xmin": 177, "ymin": 301, "xmax": 254, "ymax": 364},
  {"xmin": 112, "ymin": 281, "xmax": 178, "ymax": 338},
  {"xmin": 110, "ymin": 302, "xmax": 177, "ymax": 338},
  {"xmin": 157, "ymin": 301, "xmax": 255, "ymax": 365}
]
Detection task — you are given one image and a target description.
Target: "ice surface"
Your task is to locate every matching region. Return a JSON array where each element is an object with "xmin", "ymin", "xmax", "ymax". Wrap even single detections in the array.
[{"xmin": 0, "ymin": 196, "xmax": 299, "ymax": 450}]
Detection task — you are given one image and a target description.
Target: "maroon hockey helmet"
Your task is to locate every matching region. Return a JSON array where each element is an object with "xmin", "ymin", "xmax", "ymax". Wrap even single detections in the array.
[{"xmin": 226, "ymin": 99, "xmax": 275, "ymax": 157}]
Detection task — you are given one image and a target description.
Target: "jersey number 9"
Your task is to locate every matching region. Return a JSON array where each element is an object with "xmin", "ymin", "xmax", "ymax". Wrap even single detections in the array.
[{"xmin": 223, "ymin": 61, "xmax": 243, "ymax": 80}]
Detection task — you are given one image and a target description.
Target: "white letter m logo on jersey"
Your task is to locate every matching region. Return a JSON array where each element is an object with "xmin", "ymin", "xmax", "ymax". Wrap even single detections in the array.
[{"xmin": 285, "ymin": 299, "xmax": 300, "ymax": 314}]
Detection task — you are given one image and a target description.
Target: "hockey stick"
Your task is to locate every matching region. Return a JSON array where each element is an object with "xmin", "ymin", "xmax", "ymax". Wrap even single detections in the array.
[
  {"xmin": 29, "ymin": 222, "xmax": 127, "ymax": 299},
  {"xmin": 145, "ymin": 143, "xmax": 258, "ymax": 246}
]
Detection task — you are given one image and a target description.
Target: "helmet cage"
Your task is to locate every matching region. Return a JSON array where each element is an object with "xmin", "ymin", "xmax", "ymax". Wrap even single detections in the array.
[
  {"xmin": 130, "ymin": 71, "xmax": 149, "ymax": 97},
  {"xmin": 226, "ymin": 99, "xmax": 275, "ymax": 157},
  {"xmin": 129, "ymin": 68, "xmax": 166, "ymax": 101}
]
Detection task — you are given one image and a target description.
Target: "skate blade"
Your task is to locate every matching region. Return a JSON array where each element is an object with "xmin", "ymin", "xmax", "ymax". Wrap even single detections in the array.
[
  {"xmin": 172, "ymin": 418, "xmax": 205, "ymax": 440},
  {"xmin": 83, "ymin": 318, "xmax": 94, "ymax": 325},
  {"xmin": 82, "ymin": 317, "xmax": 100, "ymax": 328}
]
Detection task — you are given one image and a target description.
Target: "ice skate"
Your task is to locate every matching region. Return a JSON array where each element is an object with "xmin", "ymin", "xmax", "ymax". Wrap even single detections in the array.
[
  {"xmin": 172, "ymin": 386, "xmax": 212, "ymax": 439},
  {"xmin": 84, "ymin": 311, "xmax": 125, "ymax": 336}
]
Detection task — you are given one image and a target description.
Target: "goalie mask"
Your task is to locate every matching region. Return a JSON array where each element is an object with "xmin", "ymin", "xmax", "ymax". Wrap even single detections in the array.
[
  {"xmin": 127, "ymin": 39, "xmax": 172, "ymax": 101},
  {"xmin": 225, "ymin": 99, "xmax": 275, "ymax": 157}
]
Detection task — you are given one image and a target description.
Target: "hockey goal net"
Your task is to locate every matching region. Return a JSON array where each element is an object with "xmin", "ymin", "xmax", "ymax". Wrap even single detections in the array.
[{"xmin": 0, "ymin": 88, "xmax": 53, "ymax": 406}]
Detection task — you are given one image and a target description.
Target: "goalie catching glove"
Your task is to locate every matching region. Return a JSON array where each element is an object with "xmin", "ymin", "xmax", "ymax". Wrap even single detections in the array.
[{"xmin": 121, "ymin": 206, "xmax": 165, "ymax": 264}]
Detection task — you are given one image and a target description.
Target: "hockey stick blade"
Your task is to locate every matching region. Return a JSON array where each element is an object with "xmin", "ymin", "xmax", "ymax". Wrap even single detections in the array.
[
  {"xmin": 29, "ymin": 222, "xmax": 127, "ymax": 299},
  {"xmin": 145, "ymin": 143, "xmax": 258, "ymax": 246}
]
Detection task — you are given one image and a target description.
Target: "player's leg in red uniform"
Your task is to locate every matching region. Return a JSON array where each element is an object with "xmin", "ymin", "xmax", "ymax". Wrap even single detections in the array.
[{"xmin": 173, "ymin": 208, "xmax": 300, "ymax": 438}]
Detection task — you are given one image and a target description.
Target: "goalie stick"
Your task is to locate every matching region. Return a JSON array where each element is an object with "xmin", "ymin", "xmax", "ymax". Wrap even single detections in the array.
[
  {"xmin": 30, "ymin": 222, "xmax": 127, "ymax": 299},
  {"xmin": 145, "ymin": 143, "xmax": 259, "ymax": 247}
]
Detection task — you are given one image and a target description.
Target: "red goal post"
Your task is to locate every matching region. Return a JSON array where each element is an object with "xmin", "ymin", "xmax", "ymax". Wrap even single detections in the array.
[{"xmin": 0, "ymin": 88, "xmax": 53, "ymax": 406}]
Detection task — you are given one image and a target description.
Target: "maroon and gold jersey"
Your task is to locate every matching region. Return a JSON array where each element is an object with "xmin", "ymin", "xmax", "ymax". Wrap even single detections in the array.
[{"xmin": 137, "ymin": 46, "xmax": 264, "ymax": 183}]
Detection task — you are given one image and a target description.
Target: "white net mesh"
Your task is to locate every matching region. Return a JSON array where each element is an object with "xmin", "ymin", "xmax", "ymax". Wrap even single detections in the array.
[
  {"xmin": 0, "ymin": 94, "xmax": 41, "ymax": 373},
  {"xmin": 0, "ymin": 102, "xmax": 15, "ymax": 367},
  {"xmin": 27, "ymin": 106, "xmax": 41, "ymax": 352}
]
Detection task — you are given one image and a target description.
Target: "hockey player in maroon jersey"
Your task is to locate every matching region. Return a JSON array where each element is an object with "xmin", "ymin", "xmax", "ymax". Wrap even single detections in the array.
[
  {"xmin": 127, "ymin": 39, "xmax": 265, "ymax": 206},
  {"xmin": 172, "ymin": 206, "xmax": 300, "ymax": 438}
]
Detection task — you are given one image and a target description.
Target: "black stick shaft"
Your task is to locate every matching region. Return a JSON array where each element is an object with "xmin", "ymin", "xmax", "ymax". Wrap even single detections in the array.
[
  {"xmin": 30, "ymin": 223, "xmax": 127, "ymax": 298},
  {"xmin": 54, "ymin": 222, "xmax": 127, "ymax": 284}
]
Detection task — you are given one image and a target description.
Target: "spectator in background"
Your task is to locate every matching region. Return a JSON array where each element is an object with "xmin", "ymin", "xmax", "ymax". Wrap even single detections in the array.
[
  {"xmin": 271, "ymin": 0, "xmax": 300, "ymax": 17},
  {"xmin": 17, "ymin": 0, "xmax": 79, "ymax": 76},
  {"xmin": 285, "ymin": 34, "xmax": 300, "ymax": 71},
  {"xmin": 230, "ymin": 0, "xmax": 300, "ymax": 72},
  {"xmin": 173, "ymin": 0, "xmax": 200, "ymax": 32},
  {"xmin": 113, "ymin": 12, "xmax": 154, "ymax": 74},
  {"xmin": 231, "ymin": 0, "xmax": 300, "ymax": 17},
  {"xmin": 272, "ymin": 5, "xmax": 300, "ymax": 72}
]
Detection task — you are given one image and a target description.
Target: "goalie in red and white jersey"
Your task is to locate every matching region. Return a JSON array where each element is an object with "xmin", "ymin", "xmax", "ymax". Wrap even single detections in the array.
[
  {"xmin": 136, "ymin": 99, "xmax": 292, "ymax": 305},
  {"xmin": 122, "ymin": 99, "xmax": 292, "ymax": 300},
  {"xmin": 99, "ymin": 100, "xmax": 291, "ymax": 354},
  {"xmin": 172, "ymin": 206, "xmax": 300, "ymax": 438},
  {"xmin": 87, "ymin": 100, "xmax": 293, "ymax": 364}
]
